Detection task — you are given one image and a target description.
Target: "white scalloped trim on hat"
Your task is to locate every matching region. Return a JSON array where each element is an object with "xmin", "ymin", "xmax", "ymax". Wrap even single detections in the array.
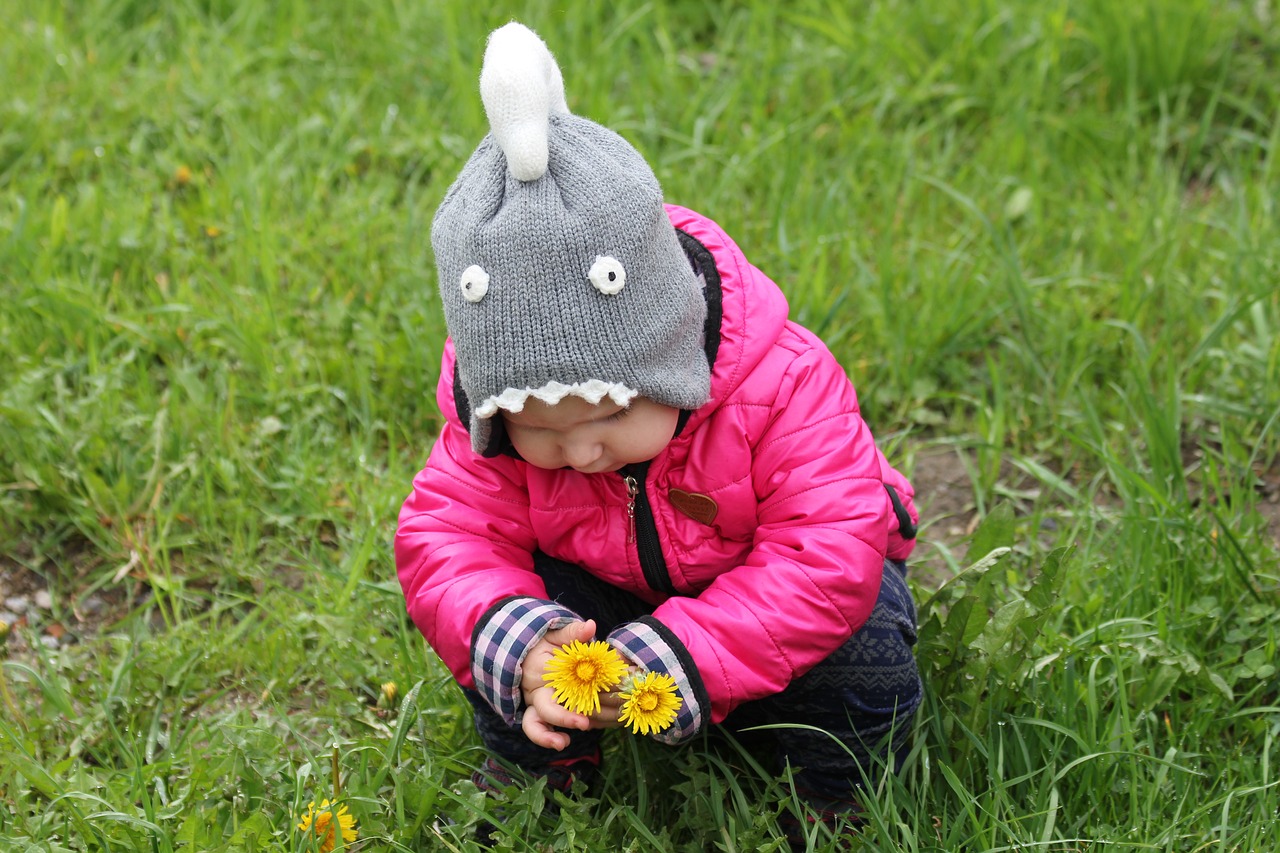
[{"xmin": 473, "ymin": 379, "xmax": 639, "ymax": 419}]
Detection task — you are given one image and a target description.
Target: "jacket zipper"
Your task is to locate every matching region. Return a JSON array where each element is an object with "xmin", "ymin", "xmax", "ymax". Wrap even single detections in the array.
[{"xmin": 621, "ymin": 462, "xmax": 675, "ymax": 594}]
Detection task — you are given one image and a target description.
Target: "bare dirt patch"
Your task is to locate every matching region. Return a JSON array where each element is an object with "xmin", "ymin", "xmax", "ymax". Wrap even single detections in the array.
[
  {"xmin": 905, "ymin": 444, "xmax": 1068, "ymax": 590},
  {"xmin": 1254, "ymin": 459, "xmax": 1280, "ymax": 550},
  {"xmin": 906, "ymin": 447, "xmax": 984, "ymax": 588},
  {"xmin": 0, "ymin": 549, "xmax": 134, "ymax": 658}
]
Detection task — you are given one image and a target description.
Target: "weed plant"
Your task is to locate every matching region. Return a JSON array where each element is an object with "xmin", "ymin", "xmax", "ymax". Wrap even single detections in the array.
[{"xmin": 2, "ymin": 1, "xmax": 1278, "ymax": 850}]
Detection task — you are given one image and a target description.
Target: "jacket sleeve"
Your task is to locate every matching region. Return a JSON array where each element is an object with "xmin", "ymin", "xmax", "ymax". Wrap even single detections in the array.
[
  {"xmin": 634, "ymin": 328, "xmax": 896, "ymax": 731},
  {"xmin": 394, "ymin": 382, "xmax": 563, "ymax": 704}
]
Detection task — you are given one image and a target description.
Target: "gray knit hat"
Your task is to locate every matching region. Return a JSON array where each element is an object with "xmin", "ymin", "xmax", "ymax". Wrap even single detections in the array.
[{"xmin": 432, "ymin": 22, "xmax": 711, "ymax": 453}]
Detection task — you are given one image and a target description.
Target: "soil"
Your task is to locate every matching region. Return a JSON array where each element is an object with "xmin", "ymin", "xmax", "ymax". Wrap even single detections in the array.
[
  {"xmin": 0, "ymin": 546, "xmax": 138, "ymax": 657},
  {"xmin": 904, "ymin": 446, "xmax": 1002, "ymax": 588},
  {"xmin": 1252, "ymin": 458, "xmax": 1280, "ymax": 553}
]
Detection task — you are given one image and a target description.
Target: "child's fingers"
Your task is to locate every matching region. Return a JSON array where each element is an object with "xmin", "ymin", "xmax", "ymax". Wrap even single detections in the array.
[
  {"xmin": 543, "ymin": 618, "xmax": 596, "ymax": 647},
  {"xmin": 527, "ymin": 684, "xmax": 591, "ymax": 732},
  {"xmin": 521, "ymin": 706, "xmax": 570, "ymax": 750},
  {"xmin": 587, "ymin": 693, "xmax": 623, "ymax": 728}
]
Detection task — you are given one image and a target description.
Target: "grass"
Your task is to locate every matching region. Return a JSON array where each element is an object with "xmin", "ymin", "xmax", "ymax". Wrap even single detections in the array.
[{"xmin": 2, "ymin": 0, "xmax": 1278, "ymax": 849}]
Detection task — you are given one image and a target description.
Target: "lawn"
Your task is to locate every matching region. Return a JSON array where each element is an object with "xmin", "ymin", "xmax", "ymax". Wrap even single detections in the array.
[{"xmin": 2, "ymin": 0, "xmax": 1278, "ymax": 850}]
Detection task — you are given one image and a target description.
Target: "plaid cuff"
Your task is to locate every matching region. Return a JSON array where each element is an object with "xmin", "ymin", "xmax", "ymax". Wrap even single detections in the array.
[
  {"xmin": 471, "ymin": 597, "xmax": 580, "ymax": 725},
  {"xmin": 608, "ymin": 618, "xmax": 706, "ymax": 744}
]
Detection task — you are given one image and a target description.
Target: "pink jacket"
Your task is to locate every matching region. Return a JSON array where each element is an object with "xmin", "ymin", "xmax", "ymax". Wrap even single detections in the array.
[{"xmin": 396, "ymin": 205, "xmax": 917, "ymax": 730}]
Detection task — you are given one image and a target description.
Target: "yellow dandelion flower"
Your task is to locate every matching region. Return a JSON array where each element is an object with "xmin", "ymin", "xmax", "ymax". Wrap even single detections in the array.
[
  {"xmin": 542, "ymin": 640, "xmax": 628, "ymax": 715},
  {"xmin": 618, "ymin": 671, "xmax": 682, "ymax": 735},
  {"xmin": 379, "ymin": 681, "xmax": 398, "ymax": 706},
  {"xmin": 297, "ymin": 799, "xmax": 358, "ymax": 853},
  {"xmin": 173, "ymin": 165, "xmax": 192, "ymax": 185}
]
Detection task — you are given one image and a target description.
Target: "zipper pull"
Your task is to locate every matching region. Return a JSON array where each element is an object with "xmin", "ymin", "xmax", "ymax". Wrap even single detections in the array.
[{"xmin": 623, "ymin": 474, "xmax": 638, "ymax": 544}]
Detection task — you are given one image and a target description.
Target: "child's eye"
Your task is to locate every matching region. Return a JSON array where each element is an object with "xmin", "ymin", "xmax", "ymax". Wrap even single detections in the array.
[
  {"xmin": 506, "ymin": 421, "xmax": 544, "ymax": 434},
  {"xmin": 605, "ymin": 407, "xmax": 631, "ymax": 422}
]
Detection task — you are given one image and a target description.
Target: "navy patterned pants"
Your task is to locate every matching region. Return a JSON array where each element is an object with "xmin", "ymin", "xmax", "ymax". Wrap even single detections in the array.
[{"xmin": 464, "ymin": 553, "xmax": 922, "ymax": 800}]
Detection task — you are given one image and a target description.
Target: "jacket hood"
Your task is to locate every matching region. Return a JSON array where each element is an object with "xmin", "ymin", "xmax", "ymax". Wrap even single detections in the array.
[{"xmin": 662, "ymin": 204, "xmax": 790, "ymax": 434}]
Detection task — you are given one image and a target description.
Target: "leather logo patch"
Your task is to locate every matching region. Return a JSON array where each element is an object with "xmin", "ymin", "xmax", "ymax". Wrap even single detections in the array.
[{"xmin": 668, "ymin": 488, "xmax": 718, "ymax": 526}]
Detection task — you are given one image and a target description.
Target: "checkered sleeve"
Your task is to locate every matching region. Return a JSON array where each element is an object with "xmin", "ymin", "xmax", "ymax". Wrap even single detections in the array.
[
  {"xmin": 470, "ymin": 596, "xmax": 581, "ymax": 725},
  {"xmin": 608, "ymin": 617, "xmax": 708, "ymax": 744}
]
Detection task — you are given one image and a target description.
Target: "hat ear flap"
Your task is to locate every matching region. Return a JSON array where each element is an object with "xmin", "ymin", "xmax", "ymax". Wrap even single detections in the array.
[{"xmin": 480, "ymin": 23, "xmax": 570, "ymax": 182}]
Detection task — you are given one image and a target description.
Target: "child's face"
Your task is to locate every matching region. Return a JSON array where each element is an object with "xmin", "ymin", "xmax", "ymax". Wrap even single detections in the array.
[{"xmin": 500, "ymin": 395, "xmax": 679, "ymax": 474}]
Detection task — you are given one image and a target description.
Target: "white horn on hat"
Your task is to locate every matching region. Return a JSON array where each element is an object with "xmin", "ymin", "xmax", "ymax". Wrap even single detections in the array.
[{"xmin": 479, "ymin": 23, "xmax": 570, "ymax": 182}]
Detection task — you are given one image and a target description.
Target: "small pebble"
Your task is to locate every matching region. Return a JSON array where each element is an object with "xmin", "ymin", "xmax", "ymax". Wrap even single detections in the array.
[
  {"xmin": 0, "ymin": 610, "xmax": 19, "ymax": 626},
  {"xmin": 81, "ymin": 595, "xmax": 106, "ymax": 615},
  {"xmin": 40, "ymin": 635, "xmax": 60, "ymax": 650},
  {"xmin": 34, "ymin": 590, "xmax": 53, "ymax": 610},
  {"xmin": 4, "ymin": 596, "xmax": 28, "ymax": 614}
]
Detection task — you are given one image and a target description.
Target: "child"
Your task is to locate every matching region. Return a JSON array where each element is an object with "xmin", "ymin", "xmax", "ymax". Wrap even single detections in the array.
[{"xmin": 395, "ymin": 21, "xmax": 922, "ymax": 843}]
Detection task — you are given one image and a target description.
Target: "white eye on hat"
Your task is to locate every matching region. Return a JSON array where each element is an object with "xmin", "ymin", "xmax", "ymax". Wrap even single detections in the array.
[
  {"xmin": 460, "ymin": 264, "xmax": 490, "ymax": 302},
  {"xmin": 588, "ymin": 255, "xmax": 626, "ymax": 295}
]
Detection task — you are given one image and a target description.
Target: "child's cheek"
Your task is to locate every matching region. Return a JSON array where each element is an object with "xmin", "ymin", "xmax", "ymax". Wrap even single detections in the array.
[
  {"xmin": 509, "ymin": 430, "xmax": 550, "ymax": 468},
  {"xmin": 510, "ymin": 430, "xmax": 531, "ymax": 452}
]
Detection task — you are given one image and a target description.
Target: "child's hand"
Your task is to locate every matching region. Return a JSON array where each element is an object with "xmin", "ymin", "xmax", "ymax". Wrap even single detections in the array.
[
  {"xmin": 592, "ymin": 688, "xmax": 626, "ymax": 727},
  {"xmin": 520, "ymin": 619, "xmax": 600, "ymax": 749}
]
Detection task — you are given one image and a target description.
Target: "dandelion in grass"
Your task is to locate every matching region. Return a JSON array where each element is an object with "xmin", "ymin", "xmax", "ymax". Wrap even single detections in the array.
[
  {"xmin": 297, "ymin": 799, "xmax": 357, "ymax": 853},
  {"xmin": 543, "ymin": 640, "xmax": 628, "ymax": 715},
  {"xmin": 619, "ymin": 671, "xmax": 681, "ymax": 735}
]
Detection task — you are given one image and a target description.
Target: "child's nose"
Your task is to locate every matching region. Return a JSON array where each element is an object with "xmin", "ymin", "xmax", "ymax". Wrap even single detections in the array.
[{"xmin": 561, "ymin": 435, "xmax": 603, "ymax": 470}]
